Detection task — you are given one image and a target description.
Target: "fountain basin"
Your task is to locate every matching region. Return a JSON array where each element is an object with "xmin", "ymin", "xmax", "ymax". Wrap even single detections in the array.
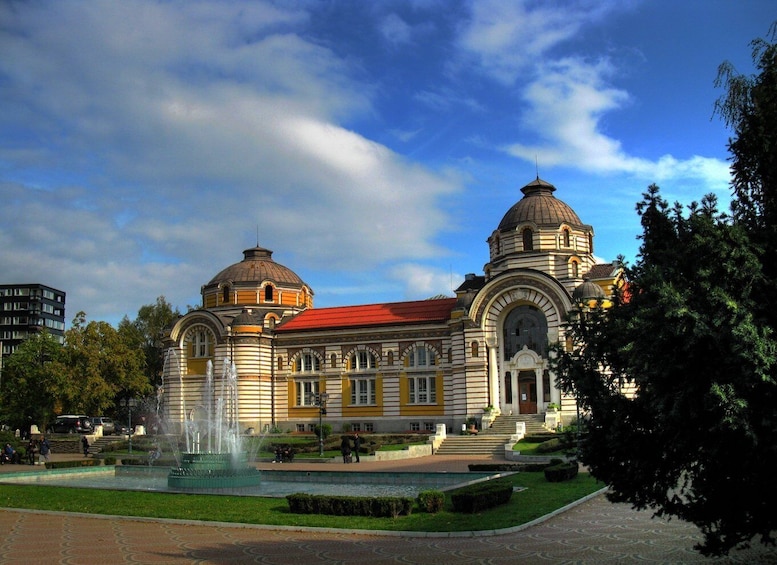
[{"xmin": 168, "ymin": 452, "xmax": 261, "ymax": 490}]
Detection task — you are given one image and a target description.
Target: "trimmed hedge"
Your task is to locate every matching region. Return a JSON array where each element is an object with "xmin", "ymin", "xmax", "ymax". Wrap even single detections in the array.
[
  {"xmin": 543, "ymin": 462, "xmax": 579, "ymax": 482},
  {"xmin": 44, "ymin": 459, "xmax": 99, "ymax": 470},
  {"xmin": 286, "ymin": 493, "xmax": 413, "ymax": 517},
  {"xmin": 450, "ymin": 478, "xmax": 514, "ymax": 513},
  {"xmin": 417, "ymin": 490, "xmax": 445, "ymax": 513}
]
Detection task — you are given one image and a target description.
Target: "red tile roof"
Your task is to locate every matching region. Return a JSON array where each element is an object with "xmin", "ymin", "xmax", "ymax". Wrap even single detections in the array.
[{"xmin": 275, "ymin": 298, "xmax": 457, "ymax": 332}]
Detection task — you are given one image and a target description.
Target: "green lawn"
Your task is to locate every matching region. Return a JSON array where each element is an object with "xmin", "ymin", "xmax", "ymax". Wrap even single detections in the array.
[{"xmin": 0, "ymin": 472, "xmax": 603, "ymax": 532}]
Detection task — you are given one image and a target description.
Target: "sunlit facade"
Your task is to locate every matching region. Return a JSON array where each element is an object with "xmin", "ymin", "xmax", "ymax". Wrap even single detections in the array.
[{"xmin": 162, "ymin": 178, "xmax": 620, "ymax": 433}]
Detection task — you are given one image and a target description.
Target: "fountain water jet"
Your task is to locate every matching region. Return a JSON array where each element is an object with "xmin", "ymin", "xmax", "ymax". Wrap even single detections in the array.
[{"xmin": 166, "ymin": 355, "xmax": 261, "ymax": 490}]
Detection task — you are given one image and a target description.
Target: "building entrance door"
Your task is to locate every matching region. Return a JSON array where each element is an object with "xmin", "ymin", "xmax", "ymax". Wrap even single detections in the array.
[{"xmin": 518, "ymin": 370, "xmax": 537, "ymax": 414}]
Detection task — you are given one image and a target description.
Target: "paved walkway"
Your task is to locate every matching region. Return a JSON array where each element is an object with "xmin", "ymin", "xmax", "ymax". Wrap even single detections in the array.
[{"xmin": 0, "ymin": 454, "xmax": 775, "ymax": 564}]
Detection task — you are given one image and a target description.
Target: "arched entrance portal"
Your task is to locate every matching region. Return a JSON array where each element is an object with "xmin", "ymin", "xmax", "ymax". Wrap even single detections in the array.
[
  {"xmin": 503, "ymin": 347, "xmax": 545, "ymax": 415},
  {"xmin": 500, "ymin": 305, "xmax": 547, "ymax": 415}
]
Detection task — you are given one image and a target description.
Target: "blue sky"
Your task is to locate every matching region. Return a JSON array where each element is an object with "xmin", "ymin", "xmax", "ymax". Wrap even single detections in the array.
[{"xmin": 1, "ymin": 1, "xmax": 773, "ymax": 327}]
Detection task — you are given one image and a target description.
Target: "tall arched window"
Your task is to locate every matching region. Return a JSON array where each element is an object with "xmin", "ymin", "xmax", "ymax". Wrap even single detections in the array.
[
  {"xmin": 348, "ymin": 349, "xmax": 377, "ymax": 406},
  {"xmin": 222, "ymin": 285, "xmax": 231, "ymax": 304},
  {"xmin": 522, "ymin": 228, "xmax": 534, "ymax": 251},
  {"xmin": 264, "ymin": 284, "xmax": 274, "ymax": 302},
  {"xmin": 191, "ymin": 329, "xmax": 210, "ymax": 358},
  {"xmin": 294, "ymin": 351, "xmax": 322, "ymax": 407},
  {"xmin": 563, "ymin": 228, "xmax": 571, "ymax": 247},
  {"xmin": 503, "ymin": 305, "xmax": 548, "ymax": 359},
  {"xmin": 405, "ymin": 345, "xmax": 437, "ymax": 405}
]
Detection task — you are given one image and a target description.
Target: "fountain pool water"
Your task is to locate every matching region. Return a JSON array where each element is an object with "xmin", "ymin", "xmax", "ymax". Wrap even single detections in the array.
[{"xmin": 0, "ymin": 466, "xmax": 501, "ymax": 498}]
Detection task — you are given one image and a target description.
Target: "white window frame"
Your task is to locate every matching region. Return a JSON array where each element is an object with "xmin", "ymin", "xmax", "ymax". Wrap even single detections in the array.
[
  {"xmin": 192, "ymin": 329, "xmax": 209, "ymax": 358},
  {"xmin": 351, "ymin": 350, "xmax": 376, "ymax": 371},
  {"xmin": 296, "ymin": 380, "xmax": 320, "ymax": 407},
  {"xmin": 408, "ymin": 374, "xmax": 437, "ymax": 404},
  {"xmin": 350, "ymin": 377, "xmax": 376, "ymax": 405},
  {"xmin": 296, "ymin": 352, "xmax": 321, "ymax": 373}
]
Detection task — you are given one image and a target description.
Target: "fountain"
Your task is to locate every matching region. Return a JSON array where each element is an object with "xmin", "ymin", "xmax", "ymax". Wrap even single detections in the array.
[{"xmin": 166, "ymin": 356, "xmax": 262, "ymax": 490}]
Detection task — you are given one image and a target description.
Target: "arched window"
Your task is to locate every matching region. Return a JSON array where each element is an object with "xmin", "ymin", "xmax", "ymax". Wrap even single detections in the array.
[
  {"xmin": 471, "ymin": 341, "xmax": 479, "ymax": 357},
  {"xmin": 264, "ymin": 285, "xmax": 274, "ymax": 302},
  {"xmin": 405, "ymin": 345, "xmax": 437, "ymax": 405},
  {"xmin": 350, "ymin": 350, "xmax": 377, "ymax": 371},
  {"xmin": 522, "ymin": 228, "xmax": 534, "ymax": 251},
  {"xmin": 503, "ymin": 305, "xmax": 548, "ymax": 359},
  {"xmin": 191, "ymin": 329, "xmax": 210, "ymax": 358},
  {"xmin": 571, "ymin": 261, "xmax": 579, "ymax": 278},
  {"xmin": 222, "ymin": 285, "xmax": 231, "ymax": 304},
  {"xmin": 588, "ymin": 233, "xmax": 594, "ymax": 253},
  {"xmin": 294, "ymin": 352, "xmax": 322, "ymax": 407},
  {"xmin": 348, "ymin": 348, "xmax": 377, "ymax": 406},
  {"xmin": 277, "ymin": 356, "xmax": 283, "ymax": 371},
  {"xmin": 295, "ymin": 352, "xmax": 320, "ymax": 372},
  {"xmin": 387, "ymin": 351, "xmax": 394, "ymax": 366},
  {"xmin": 563, "ymin": 228, "xmax": 571, "ymax": 247},
  {"xmin": 330, "ymin": 353, "xmax": 337, "ymax": 369}
]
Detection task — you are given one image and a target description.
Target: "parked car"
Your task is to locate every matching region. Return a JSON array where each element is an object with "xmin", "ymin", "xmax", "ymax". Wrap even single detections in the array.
[
  {"xmin": 48, "ymin": 415, "xmax": 93, "ymax": 434},
  {"xmin": 90, "ymin": 417, "xmax": 116, "ymax": 435}
]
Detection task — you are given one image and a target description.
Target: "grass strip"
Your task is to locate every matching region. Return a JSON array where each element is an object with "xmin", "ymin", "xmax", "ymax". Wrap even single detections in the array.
[{"xmin": 0, "ymin": 472, "xmax": 602, "ymax": 532}]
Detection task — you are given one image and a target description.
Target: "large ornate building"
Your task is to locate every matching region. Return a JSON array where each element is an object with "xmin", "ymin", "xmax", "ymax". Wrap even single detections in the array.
[{"xmin": 162, "ymin": 178, "xmax": 619, "ymax": 434}]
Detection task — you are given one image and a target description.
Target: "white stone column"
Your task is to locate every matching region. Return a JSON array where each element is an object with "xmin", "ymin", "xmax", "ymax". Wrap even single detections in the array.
[
  {"xmin": 536, "ymin": 367, "xmax": 544, "ymax": 413},
  {"xmin": 486, "ymin": 336, "xmax": 500, "ymax": 410}
]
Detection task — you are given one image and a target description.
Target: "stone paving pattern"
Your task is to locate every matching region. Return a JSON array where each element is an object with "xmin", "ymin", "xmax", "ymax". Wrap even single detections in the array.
[{"xmin": 1, "ymin": 453, "xmax": 775, "ymax": 564}]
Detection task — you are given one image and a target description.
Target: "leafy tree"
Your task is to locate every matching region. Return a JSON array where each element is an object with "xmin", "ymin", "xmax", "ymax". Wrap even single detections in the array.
[
  {"xmin": 63, "ymin": 312, "xmax": 151, "ymax": 416},
  {"xmin": 552, "ymin": 26, "xmax": 777, "ymax": 557},
  {"xmin": 118, "ymin": 296, "xmax": 181, "ymax": 387},
  {"xmin": 0, "ymin": 331, "xmax": 68, "ymax": 432}
]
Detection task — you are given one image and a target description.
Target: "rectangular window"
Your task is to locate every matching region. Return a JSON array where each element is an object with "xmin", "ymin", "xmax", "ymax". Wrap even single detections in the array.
[
  {"xmin": 408, "ymin": 376, "xmax": 437, "ymax": 404},
  {"xmin": 424, "ymin": 422, "xmax": 435, "ymax": 432},
  {"xmin": 350, "ymin": 423, "xmax": 361, "ymax": 432},
  {"xmin": 296, "ymin": 380, "xmax": 320, "ymax": 406},
  {"xmin": 349, "ymin": 378, "xmax": 376, "ymax": 405},
  {"xmin": 409, "ymin": 422, "xmax": 420, "ymax": 432},
  {"xmin": 296, "ymin": 424, "xmax": 305, "ymax": 432},
  {"xmin": 363, "ymin": 423, "xmax": 374, "ymax": 432}
]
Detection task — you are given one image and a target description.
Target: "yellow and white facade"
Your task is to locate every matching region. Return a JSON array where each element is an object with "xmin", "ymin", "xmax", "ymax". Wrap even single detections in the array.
[{"xmin": 162, "ymin": 178, "xmax": 619, "ymax": 434}]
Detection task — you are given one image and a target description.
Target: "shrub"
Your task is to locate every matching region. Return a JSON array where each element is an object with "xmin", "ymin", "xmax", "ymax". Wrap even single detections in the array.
[
  {"xmin": 286, "ymin": 493, "xmax": 413, "ymax": 517},
  {"xmin": 544, "ymin": 462, "xmax": 579, "ymax": 482},
  {"xmin": 450, "ymin": 479, "xmax": 513, "ymax": 513},
  {"xmin": 417, "ymin": 490, "xmax": 445, "ymax": 513},
  {"xmin": 314, "ymin": 423, "xmax": 332, "ymax": 441},
  {"xmin": 45, "ymin": 459, "xmax": 98, "ymax": 470}
]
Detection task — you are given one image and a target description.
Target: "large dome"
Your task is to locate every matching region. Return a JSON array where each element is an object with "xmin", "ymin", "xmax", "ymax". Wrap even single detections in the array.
[
  {"xmin": 207, "ymin": 246, "xmax": 306, "ymax": 287},
  {"xmin": 498, "ymin": 178, "xmax": 583, "ymax": 231}
]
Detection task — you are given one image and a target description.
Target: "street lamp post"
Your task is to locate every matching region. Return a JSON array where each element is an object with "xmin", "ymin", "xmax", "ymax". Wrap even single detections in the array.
[
  {"xmin": 123, "ymin": 397, "xmax": 135, "ymax": 454},
  {"xmin": 308, "ymin": 392, "xmax": 329, "ymax": 456}
]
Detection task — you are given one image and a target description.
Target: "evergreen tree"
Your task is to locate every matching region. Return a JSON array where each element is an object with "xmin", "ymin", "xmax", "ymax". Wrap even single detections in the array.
[{"xmin": 552, "ymin": 26, "xmax": 777, "ymax": 556}]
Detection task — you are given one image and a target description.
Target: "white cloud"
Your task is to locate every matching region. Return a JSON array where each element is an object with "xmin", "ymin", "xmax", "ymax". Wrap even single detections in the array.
[
  {"xmin": 0, "ymin": 1, "xmax": 461, "ymax": 324},
  {"xmin": 458, "ymin": 0, "xmax": 623, "ymax": 83},
  {"xmin": 380, "ymin": 13, "xmax": 413, "ymax": 46},
  {"xmin": 389, "ymin": 263, "xmax": 462, "ymax": 299},
  {"xmin": 502, "ymin": 58, "xmax": 730, "ymax": 191}
]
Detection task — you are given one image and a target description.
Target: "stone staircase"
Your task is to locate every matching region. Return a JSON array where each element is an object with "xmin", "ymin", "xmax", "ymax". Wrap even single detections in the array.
[
  {"xmin": 434, "ymin": 414, "xmax": 550, "ymax": 457},
  {"xmin": 482, "ymin": 414, "xmax": 547, "ymax": 436},
  {"xmin": 86, "ymin": 436, "xmax": 122, "ymax": 455}
]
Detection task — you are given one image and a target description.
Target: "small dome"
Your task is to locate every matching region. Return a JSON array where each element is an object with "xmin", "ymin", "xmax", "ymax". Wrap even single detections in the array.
[
  {"xmin": 498, "ymin": 178, "xmax": 583, "ymax": 231},
  {"xmin": 231, "ymin": 308, "xmax": 260, "ymax": 327},
  {"xmin": 207, "ymin": 247, "xmax": 306, "ymax": 288},
  {"xmin": 572, "ymin": 279, "xmax": 605, "ymax": 302}
]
